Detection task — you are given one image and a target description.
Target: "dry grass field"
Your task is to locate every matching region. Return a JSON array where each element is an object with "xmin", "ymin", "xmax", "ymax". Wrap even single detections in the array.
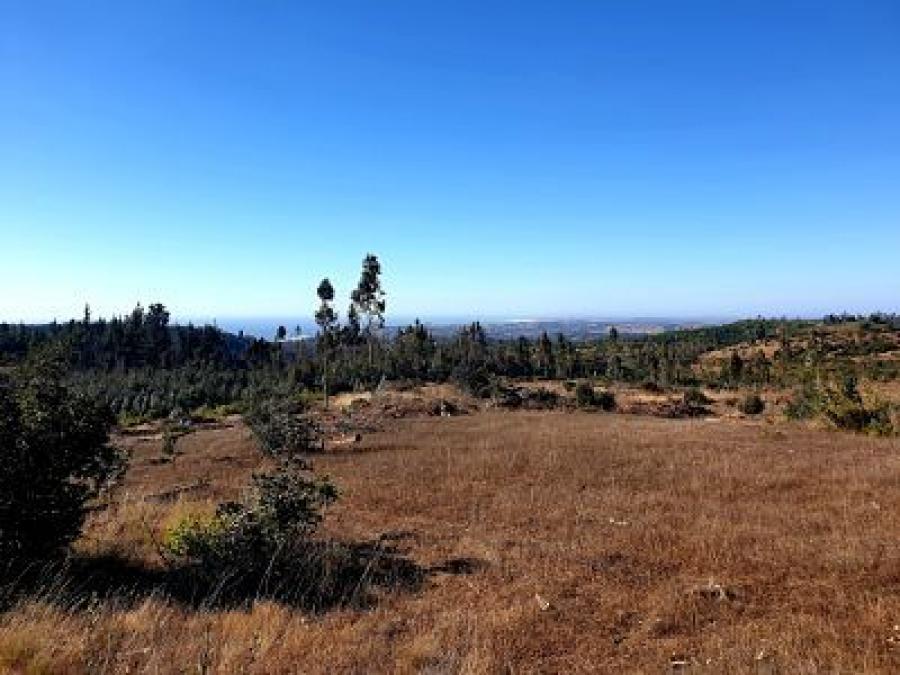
[{"xmin": 3, "ymin": 409, "xmax": 900, "ymax": 673}]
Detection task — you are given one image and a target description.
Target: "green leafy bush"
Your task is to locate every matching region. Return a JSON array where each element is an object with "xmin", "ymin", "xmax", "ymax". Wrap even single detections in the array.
[
  {"xmin": 452, "ymin": 365, "xmax": 494, "ymax": 399},
  {"xmin": 164, "ymin": 402, "xmax": 338, "ymax": 594},
  {"xmin": 163, "ymin": 466, "xmax": 337, "ymax": 584},
  {"xmin": 0, "ymin": 354, "xmax": 122, "ymax": 562},
  {"xmin": 574, "ymin": 382, "xmax": 596, "ymax": 407},
  {"xmin": 573, "ymin": 382, "xmax": 615, "ymax": 411},
  {"xmin": 785, "ymin": 381, "xmax": 822, "ymax": 420},
  {"xmin": 786, "ymin": 376, "xmax": 896, "ymax": 435},
  {"xmin": 244, "ymin": 399, "xmax": 323, "ymax": 456}
]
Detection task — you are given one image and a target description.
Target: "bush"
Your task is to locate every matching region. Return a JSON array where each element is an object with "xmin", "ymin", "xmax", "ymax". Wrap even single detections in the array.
[
  {"xmin": 452, "ymin": 365, "xmax": 494, "ymax": 399},
  {"xmin": 520, "ymin": 387, "xmax": 560, "ymax": 410},
  {"xmin": 164, "ymin": 396, "xmax": 338, "ymax": 594},
  {"xmin": 738, "ymin": 393, "xmax": 765, "ymax": 415},
  {"xmin": 785, "ymin": 376, "xmax": 896, "ymax": 436},
  {"xmin": 574, "ymin": 382, "xmax": 616, "ymax": 411},
  {"xmin": 785, "ymin": 381, "xmax": 822, "ymax": 420},
  {"xmin": 574, "ymin": 382, "xmax": 596, "ymax": 408},
  {"xmin": 164, "ymin": 465, "xmax": 338, "ymax": 586},
  {"xmin": 245, "ymin": 399, "xmax": 323, "ymax": 455},
  {"xmin": 594, "ymin": 390, "xmax": 616, "ymax": 411},
  {"xmin": 683, "ymin": 388, "xmax": 712, "ymax": 407},
  {"xmin": 0, "ymin": 354, "xmax": 122, "ymax": 562}
]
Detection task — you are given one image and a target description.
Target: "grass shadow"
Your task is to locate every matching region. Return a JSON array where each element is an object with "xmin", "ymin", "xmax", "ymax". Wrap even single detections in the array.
[{"xmin": 1, "ymin": 537, "xmax": 481, "ymax": 615}]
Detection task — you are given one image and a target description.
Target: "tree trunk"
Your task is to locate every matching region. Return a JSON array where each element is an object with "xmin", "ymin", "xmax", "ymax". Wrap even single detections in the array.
[{"xmin": 323, "ymin": 353, "xmax": 329, "ymax": 409}]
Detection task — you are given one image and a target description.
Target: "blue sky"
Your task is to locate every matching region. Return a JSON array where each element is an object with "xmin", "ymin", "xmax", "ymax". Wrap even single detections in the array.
[{"xmin": 2, "ymin": 1, "xmax": 898, "ymax": 325}]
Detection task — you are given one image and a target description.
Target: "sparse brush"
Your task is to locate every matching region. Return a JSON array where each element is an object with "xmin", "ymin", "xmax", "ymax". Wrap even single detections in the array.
[
  {"xmin": 682, "ymin": 387, "xmax": 712, "ymax": 407},
  {"xmin": 161, "ymin": 430, "xmax": 179, "ymax": 461},
  {"xmin": 162, "ymin": 466, "xmax": 338, "ymax": 598},
  {"xmin": 737, "ymin": 393, "xmax": 765, "ymax": 415},
  {"xmin": 785, "ymin": 375, "xmax": 897, "ymax": 435},
  {"xmin": 244, "ymin": 399, "xmax": 323, "ymax": 456},
  {"xmin": 574, "ymin": 382, "xmax": 596, "ymax": 408}
]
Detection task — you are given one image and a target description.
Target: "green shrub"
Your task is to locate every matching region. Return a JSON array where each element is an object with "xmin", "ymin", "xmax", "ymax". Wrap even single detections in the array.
[
  {"xmin": 452, "ymin": 365, "xmax": 494, "ymax": 399},
  {"xmin": 245, "ymin": 399, "xmax": 323, "ymax": 456},
  {"xmin": 164, "ymin": 395, "xmax": 339, "ymax": 594},
  {"xmin": 682, "ymin": 387, "xmax": 712, "ymax": 406},
  {"xmin": 594, "ymin": 390, "xmax": 616, "ymax": 411},
  {"xmin": 785, "ymin": 381, "xmax": 822, "ymax": 420},
  {"xmin": 0, "ymin": 353, "xmax": 123, "ymax": 562},
  {"xmin": 160, "ymin": 429, "xmax": 179, "ymax": 461},
  {"xmin": 785, "ymin": 376, "xmax": 896, "ymax": 436},
  {"xmin": 574, "ymin": 382, "xmax": 596, "ymax": 408},
  {"xmin": 738, "ymin": 393, "xmax": 765, "ymax": 415},
  {"xmin": 683, "ymin": 388, "xmax": 712, "ymax": 407},
  {"xmin": 163, "ymin": 466, "xmax": 337, "ymax": 583}
]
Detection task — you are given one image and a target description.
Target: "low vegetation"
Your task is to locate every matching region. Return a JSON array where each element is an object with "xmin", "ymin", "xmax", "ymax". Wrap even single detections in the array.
[
  {"xmin": 737, "ymin": 392, "xmax": 765, "ymax": 415},
  {"xmin": 0, "ymin": 349, "xmax": 122, "ymax": 563}
]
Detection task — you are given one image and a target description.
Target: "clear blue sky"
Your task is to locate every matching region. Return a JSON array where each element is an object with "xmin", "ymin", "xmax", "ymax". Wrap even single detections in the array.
[{"xmin": 2, "ymin": 1, "xmax": 898, "ymax": 325}]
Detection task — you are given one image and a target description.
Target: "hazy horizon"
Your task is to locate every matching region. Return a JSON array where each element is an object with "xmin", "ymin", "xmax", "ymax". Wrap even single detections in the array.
[{"xmin": 5, "ymin": 308, "xmax": 888, "ymax": 342}]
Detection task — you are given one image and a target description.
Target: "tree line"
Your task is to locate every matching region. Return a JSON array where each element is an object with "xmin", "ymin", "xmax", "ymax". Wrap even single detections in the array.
[{"xmin": 2, "ymin": 254, "xmax": 898, "ymax": 422}]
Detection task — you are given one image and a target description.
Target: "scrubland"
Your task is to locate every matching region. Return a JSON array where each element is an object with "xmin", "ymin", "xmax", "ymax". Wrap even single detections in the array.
[{"xmin": 3, "ymin": 403, "xmax": 900, "ymax": 674}]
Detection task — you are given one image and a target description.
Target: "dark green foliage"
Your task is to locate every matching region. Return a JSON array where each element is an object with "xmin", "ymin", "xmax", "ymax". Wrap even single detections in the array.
[
  {"xmin": 316, "ymin": 278, "xmax": 339, "ymax": 407},
  {"xmin": 164, "ymin": 400, "xmax": 337, "ymax": 593},
  {"xmin": 594, "ymin": 390, "xmax": 616, "ymax": 411},
  {"xmin": 673, "ymin": 387, "xmax": 712, "ymax": 417},
  {"xmin": 71, "ymin": 364, "xmax": 300, "ymax": 423},
  {"xmin": 453, "ymin": 364, "xmax": 494, "ymax": 399},
  {"xmin": 244, "ymin": 399, "xmax": 324, "ymax": 456},
  {"xmin": 3, "ymin": 290, "xmax": 899, "ymax": 431},
  {"xmin": 574, "ymin": 381, "xmax": 615, "ymax": 410},
  {"xmin": 683, "ymin": 388, "xmax": 712, "ymax": 407},
  {"xmin": 0, "ymin": 303, "xmax": 244, "ymax": 371},
  {"xmin": 0, "ymin": 352, "xmax": 122, "ymax": 562},
  {"xmin": 487, "ymin": 383, "xmax": 561, "ymax": 410},
  {"xmin": 160, "ymin": 429, "xmax": 178, "ymax": 461},
  {"xmin": 575, "ymin": 382, "xmax": 596, "ymax": 407},
  {"xmin": 164, "ymin": 466, "xmax": 338, "ymax": 587},
  {"xmin": 164, "ymin": 401, "xmax": 338, "ymax": 588},
  {"xmin": 737, "ymin": 393, "xmax": 765, "ymax": 415},
  {"xmin": 351, "ymin": 253, "xmax": 386, "ymax": 369}
]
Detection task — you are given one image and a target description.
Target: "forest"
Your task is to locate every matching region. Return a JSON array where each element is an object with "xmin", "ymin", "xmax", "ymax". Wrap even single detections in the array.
[{"xmin": 2, "ymin": 255, "xmax": 899, "ymax": 424}]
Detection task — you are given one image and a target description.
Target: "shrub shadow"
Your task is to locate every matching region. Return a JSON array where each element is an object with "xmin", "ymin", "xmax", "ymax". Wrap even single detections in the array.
[{"xmin": 2, "ymin": 538, "xmax": 481, "ymax": 615}]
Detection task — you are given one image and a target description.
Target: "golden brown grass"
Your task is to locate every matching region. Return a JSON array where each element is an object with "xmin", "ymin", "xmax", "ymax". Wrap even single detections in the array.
[{"xmin": 3, "ymin": 410, "xmax": 900, "ymax": 673}]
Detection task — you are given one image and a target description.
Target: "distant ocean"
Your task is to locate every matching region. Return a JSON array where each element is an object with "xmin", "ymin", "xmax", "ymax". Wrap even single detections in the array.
[
  {"xmin": 185, "ymin": 318, "xmax": 318, "ymax": 339},
  {"xmin": 186, "ymin": 316, "xmax": 721, "ymax": 340},
  {"xmin": 188, "ymin": 315, "xmax": 492, "ymax": 339}
]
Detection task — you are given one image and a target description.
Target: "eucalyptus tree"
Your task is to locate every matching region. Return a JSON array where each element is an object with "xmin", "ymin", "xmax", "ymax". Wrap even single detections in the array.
[
  {"xmin": 315, "ymin": 278, "xmax": 338, "ymax": 408},
  {"xmin": 350, "ymin": 254, "xmax": 386, "ymax": 369}
]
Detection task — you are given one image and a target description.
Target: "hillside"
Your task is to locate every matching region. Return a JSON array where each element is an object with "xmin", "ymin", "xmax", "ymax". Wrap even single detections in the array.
[{"xmin": 3, "ymin": 408, "xmax": 899, "ymax": 673}]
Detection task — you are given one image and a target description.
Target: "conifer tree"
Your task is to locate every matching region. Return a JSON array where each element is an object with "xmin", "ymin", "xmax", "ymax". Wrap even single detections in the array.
[{"xmin": 315, "ymin": 278, "xmax": 338, "ymax": 408}]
